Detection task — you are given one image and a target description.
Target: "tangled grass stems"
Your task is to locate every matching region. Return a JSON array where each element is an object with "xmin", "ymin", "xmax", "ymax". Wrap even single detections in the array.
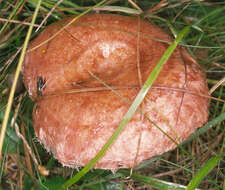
[{"xmin": 0, "ymin": 0, "xmax": 224, "ymax": 189}]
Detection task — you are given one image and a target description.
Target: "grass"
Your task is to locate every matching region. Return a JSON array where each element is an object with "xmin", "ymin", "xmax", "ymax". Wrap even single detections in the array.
[{"xmin": 0, "ymin": 0, "xmax": 225, "ymax": 189}]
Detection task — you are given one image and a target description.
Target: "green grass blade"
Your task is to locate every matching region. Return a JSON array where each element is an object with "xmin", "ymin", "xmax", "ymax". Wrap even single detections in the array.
[
  {"xmin": 194, "ymin": 5, "xmax": 225, "ymax": 26},
  {"xmin": 96, "ymin": 6, "xmax": 142, "ymax": 15},
  {"xmin": 181, "ymin": 112, "xmax": 225, "ymax": 146},
  {"xmin": 0, "ymin": 0, "xmax": 24, "ymax": 36},
  {"xmin": 186, "ymin": 154, "xmax": 223, "ymax": 190},
  {"xmin": 119, "ymin": 169, "xmax": 189, "ymax": 190},
  {"xmin": 0, "ymin": 0, "xmax": 42, "ymax": 164},
  {"xmin": 58, "ymin": 25, "xmax": 190, "ymax": 190}
]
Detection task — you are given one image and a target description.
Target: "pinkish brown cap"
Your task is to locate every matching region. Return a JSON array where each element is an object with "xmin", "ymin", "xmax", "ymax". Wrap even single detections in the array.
[{"xmin": 23, "ymin": 13, "xmax": 210, "ymax": 170}]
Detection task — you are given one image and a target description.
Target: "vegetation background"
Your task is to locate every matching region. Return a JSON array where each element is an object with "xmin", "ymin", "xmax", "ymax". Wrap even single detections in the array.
[{"xmin": 0, "ymin": 0, "xmax": 224, "ymax": 189}]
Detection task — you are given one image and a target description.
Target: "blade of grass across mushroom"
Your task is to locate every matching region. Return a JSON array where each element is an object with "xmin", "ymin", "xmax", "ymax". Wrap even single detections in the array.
[
  {"xmin": 88, "ymin": 71, "xmax": 214, "ymax": 175},
  {"xmin": 0, "ymin": 0, "xmax": 42, "ymax": 165},
  {"xmin": 57, "ymin": 25, "xmax": 191, "ymax": 190}
]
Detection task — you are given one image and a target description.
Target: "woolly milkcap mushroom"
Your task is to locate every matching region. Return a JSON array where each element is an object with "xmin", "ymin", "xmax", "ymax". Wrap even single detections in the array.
[{"xmin": 22, "ymin": 13, "xmax": 210, "ymax": 170}]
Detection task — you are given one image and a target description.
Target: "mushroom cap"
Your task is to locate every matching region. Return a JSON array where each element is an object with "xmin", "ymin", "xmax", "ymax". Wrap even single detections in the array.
[{"xmin": 23, "ymin": 13, "xmax": 210, "ymax": 170}]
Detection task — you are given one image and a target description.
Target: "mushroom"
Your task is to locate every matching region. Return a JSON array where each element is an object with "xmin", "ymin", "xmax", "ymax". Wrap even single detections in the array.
[{"xmin": 22, "ymin": 13, "xmax": 210, "ymax": 170}]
